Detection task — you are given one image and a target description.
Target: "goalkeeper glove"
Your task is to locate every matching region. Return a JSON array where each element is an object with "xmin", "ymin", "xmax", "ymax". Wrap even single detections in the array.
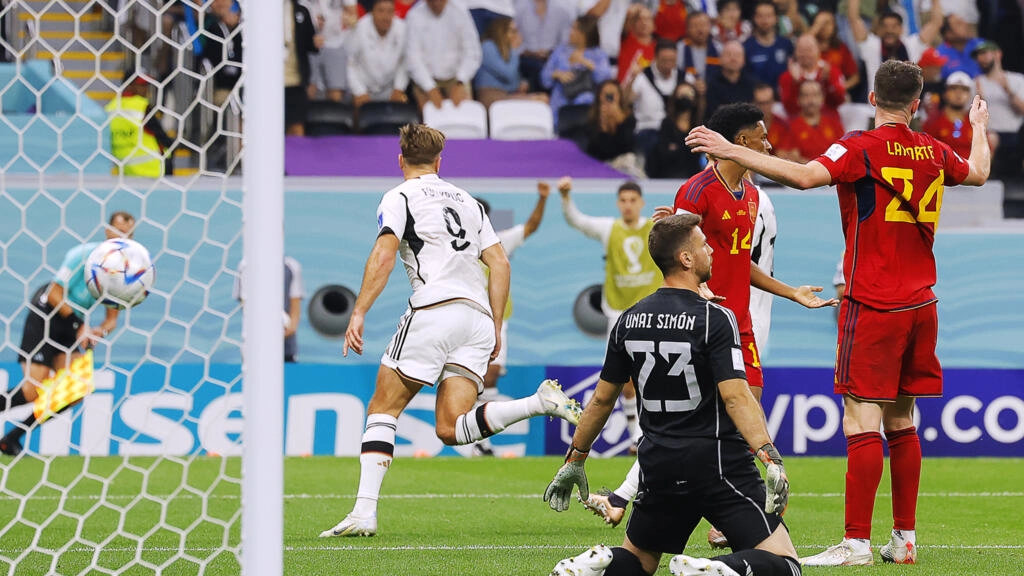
[
  {"xmin": 543, "ymin": 444, "xmax": 590, "ymax": 512},
  {"xmin": 756, "ymin": 443, "xmax": 789, "ymax": 515}
]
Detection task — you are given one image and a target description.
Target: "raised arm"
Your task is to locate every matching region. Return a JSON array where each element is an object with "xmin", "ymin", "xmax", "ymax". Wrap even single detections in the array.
[
  {"xmin": 523, "ymin": 181, "xmax": 551, "ymax": 238},
  {"xmin": 961, "ymin": 95, "xmax": 991, "ymax": 186},
  {"xmin": 344, "ymin": 233, "xmax": 399, "ymax": 356},
  {"xmin": 559, "ymin": 177, "xmax": 615, "ymax": 245},
  {"xmin": 846, "ymin": 0, "xmax": 869, "ymax": 44},
  {"xmin": 686, "ymin": 126, "xmax": 834, "ymax": 189},
  {"xmin": 918, "ymin": 0, "xmax": 944, "ymax": 46}
]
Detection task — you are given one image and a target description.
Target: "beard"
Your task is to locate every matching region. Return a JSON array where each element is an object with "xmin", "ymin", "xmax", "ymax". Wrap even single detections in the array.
[
  {"xmin": 980, "ymin": 60, "xmax": 995, "ymax": 74},
  {"xmin": 699, "ymin": 265, "xmax": 712, "ymax": 284}
]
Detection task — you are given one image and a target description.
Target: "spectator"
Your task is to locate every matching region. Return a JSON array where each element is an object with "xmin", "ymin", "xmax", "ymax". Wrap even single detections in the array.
[
  {"xmin": 918, "ymin": 47, "xmax": 949, "ymax": 117},
  {"xmin": 629, "ymin": 39, "xmax": 683, "ymax": 157},
  {"xmin": 676, "ymin": 11, "xmax": 719, "ymax": 103},
  {"xmin": 978, "ymin": 0, "xmax": 1023, "ymax": 73},
  {"xmin": 922, "ymin": 71, "xmax": 975, "ymax": 159},
  {"xmin": 234, "ymin": 257, "xmax": 306, "ymax": 363},
  {"xmin": 618, "ymin": 5, "xmax": 656, "ymax": 83},
  {"xmin": 704, "ymin": 40, "xmax": 757, "ymax": 119},
  {"xmin": 515, "ymin": 0, "xmax": 574, "ymax": 91},
  {"xmin": 773, "ymin": 0, "xmax": 807, "ymax": 37},
  {"xmin": 461, "ymin": 0, "xmax": 516, "ymax": 36},
  {"xmin": 474, "ymin": 17, "xmax": 549, "ymax": 107},
  {"xmin": 974, "ymin": 41, "xmax": 1024, "ymax": 176},
  {"xmin": 579, "ymin": 0, "xmax": 632, "ymax": 59},
  {"xmin": 285, "ymin": 0, "xmax": 320, "ymax": 135},
  {"xmin": 811, "ymin": 10, "xmax": 859, "ymax": 97},
  {"xmin": 776, "ymin": 80, "xmax": 845, "ymax": 162},
  {"xmin": 778, "ymin": 34, "xmax": 846, "ymax": 116},
  {"xmin": 752, "ymin": 82, "xmax": 787, "ymax": 153},
  {"xmin": 653, "ymin": 0, "xmax": 688, "ymax": 42},
  {"xmin": 347, "ymin": 0, "xmax": 410, "ymax": 108},
  {"xmin": 203, "ymin": 0, "xmax": 243, "ymax": 108},
  {"xmin": 406, "ymin": 0, "xmax": 482, "ymax": 109},
  {"xmin": 743, "ymin": 0, "xmax": 794, "ymax": 88},
  {"xmin": 541, "ymin": 15, "xmax": 613, "ymax": 127},
  {"xmin": 847, "ymin": 0, "xmax": 941, "ymax": 95},
  {"xmin": 106, "ymin": 71, "xmax": 173, "ymax": 177},
  {"xmin": 937, "ymin": 14, "xmax": 984, "ymax": 78},
  {"xmin": 354, "ymin": 0, "xmax": 415, "ymax": 17},
  {"xmin": 711, "ymin": 0, "xmax": 751, "ymax": 44},
  {"xmin": 646, "ymin": 83, "xmax": 703, "ymax": 178},
  {"xmin": 308, "ymin": 0, "xmax": 358, "ymax": 102},
  {"xmin": 586, "ymin": 80, "xmax": 642, "ymax": 177}
]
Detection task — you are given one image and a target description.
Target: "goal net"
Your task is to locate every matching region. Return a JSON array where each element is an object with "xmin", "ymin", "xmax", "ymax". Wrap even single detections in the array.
[{"xmin": 0, "ymin": 0, "xmax": 255, "ymax": 573}]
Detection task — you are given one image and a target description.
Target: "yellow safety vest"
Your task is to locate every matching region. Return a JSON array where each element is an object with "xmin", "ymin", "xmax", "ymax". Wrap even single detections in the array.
[
  {"xmin": 106, "ymin": 95, "xmax": 163, "ymax": 177},
  {"xmin": 605, "ymin": 219, "xmax": 662, "ymax": 311}
]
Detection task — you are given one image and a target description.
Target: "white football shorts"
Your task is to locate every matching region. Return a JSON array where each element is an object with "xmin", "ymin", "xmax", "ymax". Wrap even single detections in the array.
[{"xmin": 381, "ymin": 300, "xmax": 494, "ymax": 392}]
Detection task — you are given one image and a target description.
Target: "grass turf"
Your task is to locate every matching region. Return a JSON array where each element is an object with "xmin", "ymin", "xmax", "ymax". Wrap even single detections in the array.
[{"xmin": 0, "ymin": 456, "xmax": 1021, "ymax": 574}]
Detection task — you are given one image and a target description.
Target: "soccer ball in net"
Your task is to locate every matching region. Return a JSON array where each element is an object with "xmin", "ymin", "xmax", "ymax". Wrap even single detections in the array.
[{"xmin": 85, "ymin": 238, "xmax": 156, "ymax": 309}]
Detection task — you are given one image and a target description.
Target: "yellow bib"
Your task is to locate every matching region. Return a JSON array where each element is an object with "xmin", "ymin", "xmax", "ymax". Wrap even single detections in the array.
[
  {"xmin": 604, "ymin": 219, "xmax": 662, "ymax": 311},
  {"xmin": 106, "ymin": 94, "xmax": 163, "ymax": 177}
]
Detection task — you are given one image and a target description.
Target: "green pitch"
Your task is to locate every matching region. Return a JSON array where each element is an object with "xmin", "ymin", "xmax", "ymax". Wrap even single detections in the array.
[{"xmin": 0, "ymin": 456, "xmax": 1021, "ymax": 575}]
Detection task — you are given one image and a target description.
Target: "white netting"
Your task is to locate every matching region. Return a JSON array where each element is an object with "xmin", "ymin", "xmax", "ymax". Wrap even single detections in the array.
[{"xmin": 0, "ymin": 0, "xmax": 245, "ymax": 573}]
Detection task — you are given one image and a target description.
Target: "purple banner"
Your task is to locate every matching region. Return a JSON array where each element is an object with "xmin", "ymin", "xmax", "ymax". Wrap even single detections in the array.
[
  {"xmin": 285, "ymin": 136, "xmax": 627, "ymax": 178},
  {"xmin": 545, "ymin": 367, "xmax": 1024, "ymax": 457}
]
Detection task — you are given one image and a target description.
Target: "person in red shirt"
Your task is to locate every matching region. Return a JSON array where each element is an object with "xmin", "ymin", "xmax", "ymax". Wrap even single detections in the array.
[
  {"xmin": 922, "ymin": 71, "xmax": 974, "ymax": 160},
  {"xmin": 686, "ymin": 59, "xmax": 992, "ymax": 567},
  {"xmin": 618, "ymin": 5, "xmax": 656, "ymax": 83},
  {"xmin": 810, "ymin": 10, "xmax": 859, "ymax": 97},
  {"xmin": 778, "ymin": 80, "xmax": 846, "ymax": 162},
  {"xmin": 752, "ymin": 83, "xmax": 787, "ymax": 155},
  {"xmin": 778, "ymin": 34, "xmax": 846, "ymax": 116},
  {"xmin": 653, "ymin": 0, "xmax": 687, "ymax": 42}
]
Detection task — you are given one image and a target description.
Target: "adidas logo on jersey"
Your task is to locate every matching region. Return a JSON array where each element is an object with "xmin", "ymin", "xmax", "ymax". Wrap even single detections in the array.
[{"xmin": 722, "ymin": 211, "xmax": 731, "ymax": 220}]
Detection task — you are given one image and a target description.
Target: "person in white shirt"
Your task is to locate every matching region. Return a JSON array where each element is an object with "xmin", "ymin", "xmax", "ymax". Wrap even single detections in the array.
[
  {"xmin": 515, "ymin": 0, "xmax": 574, "ymax": 90},
  {"xmin": 847, "ymin": 0, "xmax": 942, "ymax": 95},
  {"xmin": 307, "ymin": 0, "xmax": 358, "ymax": 102},
  {"xmin": 405, "ymin": 0, "xmax": 484, "ymax": 109},
  {"xmin": 628, "ymin": 39, "xmax": 682, "ymax": 159},
  {"xmin": 463, "ymin": 0, "xmax": 516, "ymax": 35},
  {"xmin": 973, "ymin": 42, "xmax": 1024, "ymax": 177},
  {"xmin": 319, "ymin": 124, "xmax": 581, "ymax": 539},
  {"xmin": 347, "ymin": 0, "xmax": 410, "ymax": 106},
  {"xmin": 577, "ymin": 0, "xmax": 631, "ymax": 59},
  {"xmin": 748, "ymin": 188, "xmax": 776, "ymax": 355},
  {"xmin": 471, "ymin": 182, "xmax": 551, "ymax": 456}
]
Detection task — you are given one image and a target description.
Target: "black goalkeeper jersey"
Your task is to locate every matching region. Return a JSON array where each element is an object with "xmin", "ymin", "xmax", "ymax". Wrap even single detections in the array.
[{"xmin": 601, "ymin": 287, "xmax": 748, "ymax": 450}]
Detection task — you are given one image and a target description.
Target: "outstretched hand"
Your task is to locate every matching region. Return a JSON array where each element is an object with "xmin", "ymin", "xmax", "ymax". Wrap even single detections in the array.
[
  {"xmin": 685, "ymin": 126, "xmax": 735, "ymax": 158},
  {"xmin": 793, "ymin": 286, "xmax": 838, "ymax": 309}
]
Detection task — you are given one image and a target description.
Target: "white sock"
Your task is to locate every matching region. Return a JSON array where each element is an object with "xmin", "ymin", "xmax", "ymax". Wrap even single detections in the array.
[
  {"xmin": 621, "ymin": 395, "xmax": 640, "ymax": 439},
  {"xmin": 454, "ymin": 394, "xmax": 544, "ymax": 445},
  {"xmin": 352, "ymin": 413, "xmax": 397, "ymax": 518},
  {"xmin": 847, "ymin": 538, "xmax": 871, "ymax": 552},
  {"xmin": 896, "ymin": 529, "xmax": 916, "ymax": 544},
  {"xmin": 613, "ymin": 459, "xmax": 641, "ymax": 502}
]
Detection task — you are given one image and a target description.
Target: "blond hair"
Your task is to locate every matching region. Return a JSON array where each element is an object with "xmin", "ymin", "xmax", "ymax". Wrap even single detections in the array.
[{"xmin": 399, "ymin": 123, "xmax": 445, "ymax": 166}]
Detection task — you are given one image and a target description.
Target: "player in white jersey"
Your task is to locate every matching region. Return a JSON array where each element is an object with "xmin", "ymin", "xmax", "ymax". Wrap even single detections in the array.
[
  {"xmin": 472, "ymin": 182, "xmax": 550, "ymax": 456},
  {"xmin": 749, "ymin": 188, "xmax": 777, "ymax": 354},
  {"xmin": 320, "ymin": 124, "xmax": 581, "ymax": 538}
]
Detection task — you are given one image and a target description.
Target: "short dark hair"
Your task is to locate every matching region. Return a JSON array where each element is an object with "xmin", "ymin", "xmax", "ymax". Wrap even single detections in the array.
[
  {"xmin": 576, "ymin": 15, "xmax": 601, "ymax": 49},
  {"xmin": 873, "ymin": 59, "xmax": 923, "ymax": 111},
  {"xmin": 477, "ymin": 198, "xmax": 491, "ymax": 216},
  {"xmin": 753, "ymin": 0, "xmax": 775, "ymax": 13},
  {"xmin": 618, "ymin": 181, "xmax": 642, "ymax": 196},
  {"xmin": 716, "ymin": 0, "xmax": 739, "ymax": 12},
  {"xmin": 371, "ymin": 0, "xmax": 394, "ymax": 8},
  {"xmin": 655, "ymin": 38, "xmax": 678, "ymax": 55},
  {"xmin": 109, "ymin": 211, "xmax": 135, "ymax": 226},
  {"xmin": 649, "ymin": 213, "xmax": 702, "ymax": 276},
  {"xmin": 879, "ymin": 9, "xmax": 903, "ymax": 25},
  {"xmin": 705, "ymin": 103, "xmax": 764, "ymax": 144}
]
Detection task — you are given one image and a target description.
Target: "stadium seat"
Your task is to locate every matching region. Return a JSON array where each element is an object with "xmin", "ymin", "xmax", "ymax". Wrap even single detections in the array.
[
  {"xmin": 422, "ymin": 99, "xmax": 488, "ymax": 139},
  {"xmin": 488, "ymin": 100, "xmax": 555, "ymax": 140},
  {"xmin": 556, "ymin": 104, "xmax": 591, "ymax": 151},
  {"xmin": 305, "ymin": 101, "xmax": 355, "ymax": 136},
  {"xmin": 838, "ymin": 103, "xmax": 875, "ymax": 132},
  {"xmin": 357, "ymin": 102, "xmax": 420, "ymax": 135}
]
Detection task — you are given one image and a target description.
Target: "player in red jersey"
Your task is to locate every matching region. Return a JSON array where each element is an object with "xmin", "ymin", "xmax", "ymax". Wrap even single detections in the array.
[{"xmin": 686, "ymin": 59, "xmax": 991, "ymax": 566}]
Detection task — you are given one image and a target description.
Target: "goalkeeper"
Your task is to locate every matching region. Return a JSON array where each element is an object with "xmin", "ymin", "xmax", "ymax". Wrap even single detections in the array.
[
  {"xmin": 0, "ymin": 212, "xmax": 136, "ymax": 456},
  {"xmin": 544, "ymin": 214, "xmax": 800, "ymax": 576}
]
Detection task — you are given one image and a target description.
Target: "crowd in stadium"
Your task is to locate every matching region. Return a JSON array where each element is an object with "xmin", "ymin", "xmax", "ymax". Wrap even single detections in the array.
[{"xmin": 165, "ymin": 0, "xmax": 1024, "ymax": 180}]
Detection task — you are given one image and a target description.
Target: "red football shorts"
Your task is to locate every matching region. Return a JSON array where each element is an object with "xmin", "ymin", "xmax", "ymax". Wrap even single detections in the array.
[
  {"xmin": 834, "ymin": 299, "xmax": 942, "ymax": 401},
  {"xmin": 741, "ymin": 332, "xmax": 764, "ymax": 388}
]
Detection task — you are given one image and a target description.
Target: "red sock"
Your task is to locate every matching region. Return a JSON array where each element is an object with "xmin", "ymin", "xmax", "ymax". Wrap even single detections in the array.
[
  {"xmin": 886, "ymin": 426, "xmax": 921, "ymax": 531},
  {"xmin": 845, "ymin": 431, "xmax": 884, "ymax": 540}
]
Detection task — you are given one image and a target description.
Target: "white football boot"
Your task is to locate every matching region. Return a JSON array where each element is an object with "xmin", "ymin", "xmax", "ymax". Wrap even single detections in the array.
[
  {"xmin": 879, "ymin": 529, "xmax": 917, "ymax": 564},
  {"xmin": 318, "ymin": 513, "xmax": 377, "ymax": 537},
  {"xmin": 800, "ymin": 539, "xmax": 874, "ymax": 566},
  {"xmin": 550, "ymin": 545, "xmax": 614, "ymax": 576},
  {"xmin": 669, "ymin": 555, "xmax": 740, "ymax": 576},
  {"xmin": 537, "ymin": 379, "xmax": 583, "ymax": 425}
]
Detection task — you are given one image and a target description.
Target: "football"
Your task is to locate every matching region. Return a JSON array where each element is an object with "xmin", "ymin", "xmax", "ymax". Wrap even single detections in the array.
[{"xmin": 85, "ymin": 238, "xmax": 156, "ymax": 309}]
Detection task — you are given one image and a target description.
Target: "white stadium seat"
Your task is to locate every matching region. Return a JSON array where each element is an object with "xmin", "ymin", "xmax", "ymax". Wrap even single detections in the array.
[
  {"xmin": 838, "ymin": 103, "xmax": 875, "ymax": 133},
  {"xmin": 422, "ymin": 99, "xmax": 488, "ymax": 139},
  {"xmin": 488, "ymin": 100, "xmax": 555, "ymax": 141}
]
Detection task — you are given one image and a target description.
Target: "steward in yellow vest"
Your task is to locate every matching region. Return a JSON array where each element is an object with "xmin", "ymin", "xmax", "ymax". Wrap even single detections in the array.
[{"xmin": 106, "ymin": 74, "xmax": 173, "ymax": 177}]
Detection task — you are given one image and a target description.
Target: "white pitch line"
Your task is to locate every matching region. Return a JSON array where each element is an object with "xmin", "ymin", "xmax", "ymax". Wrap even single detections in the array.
[
  {"xmin": 2, "ymin": 491, "xmax": 1021, "ymax": 501},
  {"xmin": 0, "ymin": 544, "xmax": 1021, "ymax": 555}
]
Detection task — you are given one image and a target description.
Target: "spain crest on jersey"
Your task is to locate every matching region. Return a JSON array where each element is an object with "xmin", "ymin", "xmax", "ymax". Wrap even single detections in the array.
[{"xmin": 748, "ymin": 201, "xmax": 757, "ymax": 223}]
